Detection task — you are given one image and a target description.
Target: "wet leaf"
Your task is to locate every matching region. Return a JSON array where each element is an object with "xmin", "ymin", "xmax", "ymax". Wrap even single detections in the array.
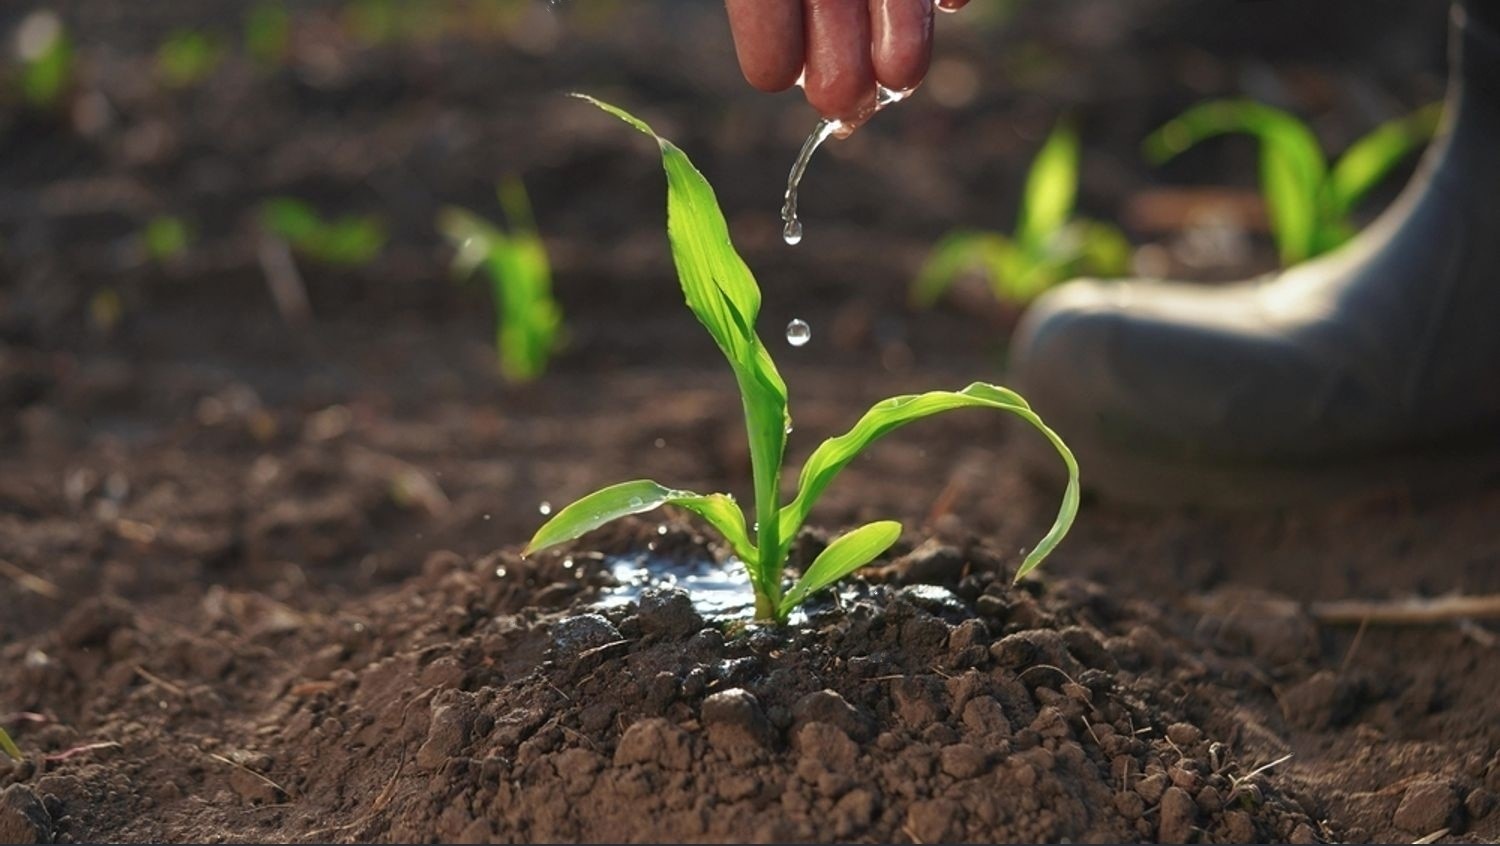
[{"xmin": 526, "ymin": 480, "xmax": 755, "ymax": 566}]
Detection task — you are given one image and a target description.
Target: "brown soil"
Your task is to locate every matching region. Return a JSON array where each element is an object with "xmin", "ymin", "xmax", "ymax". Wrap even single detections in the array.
[{"xmin": 2, "ymin": 1, "xmax": 1497, "ymax": 843}]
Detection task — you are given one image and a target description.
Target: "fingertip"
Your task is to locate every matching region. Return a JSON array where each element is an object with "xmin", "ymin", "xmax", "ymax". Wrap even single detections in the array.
[
  {"xmin": 804, "ymin": 0, "xmax": 878, "ymax": 121},
  {"xmin": 871, "ymin": 0, "xmax": 934, "ymax": 92},
  {"xmin": 726, "ymin": 0, "xmax": 806, "ymax": 93}
]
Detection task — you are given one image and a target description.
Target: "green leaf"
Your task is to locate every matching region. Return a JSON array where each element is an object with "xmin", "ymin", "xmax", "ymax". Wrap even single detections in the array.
[
  {"xmin": 20, "ymin": 19, "xmax": 73, "ymax": 109},
  {"xmin": 526, "ymin": 480, "xmax": 755, "ymax": 566},
  {"xmin": 1075, "ymin": 220, "xmax": 1132, "ymax": 277},
  {"xmin": 779, "ymin": 520, "xmax": 902, "ymax": 616},
  {"xmin": 245, "ymin": 3, "xmax": 290, "ymax": 67},
  {"xmin": 1017, "ymin": 121, "xmax": 1080, "ymax": 253},
  {"xmin": 1144, "ymin": 100, "xmax": 1327, "ymax": 265},
  {"xmin": 0, "ymin": 726, "xmax": 20, "ymax": 762},
  {"xmin": 910, "ymin": 231, "xmax": 1017, "ymax": 308},
  {"xmin": 261, "ymin": 198, "xmax": 322, "ymax": 242},
  {"xmin": 1327, "ymin": 102, "xmax": 1441, "ymax": 218},
  {"xmin": 578, "ymin": 94, "xmax": 790, "ymax": 598},
  {"xmin": 156, "ymin": 29, "xmax": 223, "ymax": 89},
  {"xmin": 777, "ymin": 383, "xmax": 1078, "ymax": 580}
]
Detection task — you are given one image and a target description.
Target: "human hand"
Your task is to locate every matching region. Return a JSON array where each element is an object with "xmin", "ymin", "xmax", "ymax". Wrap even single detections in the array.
[{"xmin": 724, "ymin": 0, "xmax": 969, "ymax": 122}]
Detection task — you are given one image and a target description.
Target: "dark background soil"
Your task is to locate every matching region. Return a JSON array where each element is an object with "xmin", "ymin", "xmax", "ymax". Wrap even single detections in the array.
[{"xmin": 2, "ymin": 0, "xmax": 1497, "ymax": 842}]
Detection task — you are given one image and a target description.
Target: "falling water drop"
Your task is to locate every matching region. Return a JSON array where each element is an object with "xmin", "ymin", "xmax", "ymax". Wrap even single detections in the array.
[
  {"xmin": 494, "ymin": 566, "xmax": 508, "ymax": 578},
  {"xmin": 786, "ymin": 319, "xmax": 811, "ymax": 347},
  {"xmin": 538, "ymin": 501, "xmax": 552, "ymax": 516}
]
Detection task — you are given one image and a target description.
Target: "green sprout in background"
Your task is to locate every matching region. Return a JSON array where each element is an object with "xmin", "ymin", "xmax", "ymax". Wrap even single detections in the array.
[
  {"xmin": 245, "ymin": 3, "xmax": 291, "ymax": 68},
  {"xmin": 260, "ymin": 198, "xmax": 386, "ymax": 267},
  {"xmin": 155, "ymin": 29, "xmax": 225, "ymax": 89},
  {"xmin": 0, "ymin": 725, "xmax": 20, "ymax": 762},
  {"xmin": 1145, "ymin": 99, "xmax": 1442, "ymax": 265},
  {"xmin": 912, "ymin": 120, "xmax": 1130, "ymax": 309},
  {"xmin": 438, "ymin": 179, "xmax": 563, "ymax": 385},
  {"xmin": 527, "ymin": 97, "xmax": 1079, "ymax": 624},
  {"xmin": 142, "ymin": 215, "xmax": 192, "ymax": 264},
  {"xmin": 15, "ymin": 10, "xmax": 74, "ymax": 109}
]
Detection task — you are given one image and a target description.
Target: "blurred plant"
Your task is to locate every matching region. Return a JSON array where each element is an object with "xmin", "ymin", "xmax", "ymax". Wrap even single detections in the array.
[
  {"xmin": 142, "ymin": 216, "xmax": 192, "ymax": 264},
  {"xmin": 528, "ymin": 97, "xmax": 1079, "ymax": 624},
  {"xmin": 438, "ymin": 179, "xmax": 563, "ymax": 385},
  {"xmin": 155, "ymin": 29, "xmax": 224, "ymax": 89},
  {"xmin": 0, "ymin": 725, "xmax": 19, "ymax": 762},
  {"xmin": 89, "ymin": 287, "xmax": 124, "ymax": 333},
  {"xmin": 245, "ymin": 3, "xmax": 291, "ymax": 67},
  {"xmin": 260, "ymin": 198, "xmax": 386, "ymax": 267},
  {"xmin": 1145, "ymin": 99, "xmax": 1443, "ymax": 265},
  {"xmin": 14, "ymin": 10, "xmax": 74, "ymax": 109},
  {"xmin": 912, "ymin": 121, "xmax": 1130, "ymax": 309}
]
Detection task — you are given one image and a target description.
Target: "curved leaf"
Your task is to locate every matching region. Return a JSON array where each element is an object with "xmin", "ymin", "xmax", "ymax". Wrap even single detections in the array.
[
  {"xmin": 576, "ymin": 94, "xmax": 789, "ymax": 590},
  {"xmin": 777, "ymin": 382, "xmax": 1078, "ymax": 580},
  {"xmin": 526, "ymin": 480, "xmax": 754, "ymax": 566},
  {"xmin": 1018, "ymin": 121, "xmax": 1080, "ymax": 252},
  {"xmin": 779, "ymin": 521, "xmax": 902, "ymax": 617},
  {"xmin": 1327, "ymin": 102, "xmax": 1441, "ymax": 218},
  {"xmin": 1144, "ymin": 99, "xmax": 1326, "ymax": 265}
]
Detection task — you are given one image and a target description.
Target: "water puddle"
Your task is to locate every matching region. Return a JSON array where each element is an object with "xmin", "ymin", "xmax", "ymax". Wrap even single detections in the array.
[{"xmin": 595, "ymin": 552, "xmax": 760, "ymax": 619}]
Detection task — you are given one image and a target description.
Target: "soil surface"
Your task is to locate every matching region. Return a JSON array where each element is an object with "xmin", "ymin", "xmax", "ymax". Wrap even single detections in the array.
[{"xmin": 2, "ymin": 0, "xmax": 1497, "ymax": 843}]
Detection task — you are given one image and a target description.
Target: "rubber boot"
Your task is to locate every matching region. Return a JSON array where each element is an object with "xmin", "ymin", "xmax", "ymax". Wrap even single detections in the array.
[{"xmin": 1008, "ymin": 1, "xmax": 1500, "ymax": 508}]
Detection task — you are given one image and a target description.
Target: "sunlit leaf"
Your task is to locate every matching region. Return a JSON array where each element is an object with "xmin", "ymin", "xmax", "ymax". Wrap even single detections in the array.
[
  {"xmin": 1017, "ymin": 121, "xmax": 1080, "ymax": 253},
  {"xmin": 577, "ymin": 94, "xmax": 790, "ymax": 595},
  {"xmin": 1327, "ymin": 102, "xmax": 1441, "ymax": 217},
  {"xmin": 777, "ymin": 382, "xmax": 1078, "ymax": 579},
  {"xmin": 526, "ymin": 480, "xmax": 755, "ymax": 566},
  {"xmin": 1260, "ymin": 142, "xmax": 1320, "ymax": 264},
  {"xmin": 779, "ymin": 521, "xmax": 902, "ymax": 616}
]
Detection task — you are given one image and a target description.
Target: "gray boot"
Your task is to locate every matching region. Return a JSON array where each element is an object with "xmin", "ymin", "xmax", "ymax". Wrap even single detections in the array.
[{"xmin": 1009, "ymin": 2, "xmax": 1500, "ymax": 507}]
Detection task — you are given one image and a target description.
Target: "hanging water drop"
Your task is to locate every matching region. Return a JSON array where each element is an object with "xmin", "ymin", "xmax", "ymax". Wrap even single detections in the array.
[
  {"xmin": 538, "ymin": 501, "xmax": 552, "ymax": 516},
  {"xmin": 786, "ymin": 319, "xmax": 811, "ymax": 347}
]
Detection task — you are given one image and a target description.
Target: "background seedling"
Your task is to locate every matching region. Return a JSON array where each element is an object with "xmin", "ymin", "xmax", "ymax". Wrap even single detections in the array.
[
  {"xmin": 245, "ymin": 3, "xmax": 291, "ymax": 68},
  {"xmin": 912, "ymin": 120, "xmax": 1130, "ymax": 309},
  {"xmin": 528, "ymin": 98, "xmax": 1079, "ymax": 624},
  {"xmin": 438, "ymin": 179, "xmax": 564, "ymax": 385},
  {"xmin": 14, "ymin": 10, "xmax": 74, "ymax": 110},
  {"xmin": 1145, "ymin": 99, "xmax": 1441, "ymax": 265},
  {"xmin": 142, "ymin": 215, "xmax": 192, "ymax": 264},
  {"xmin": 156, "ymin": 29, "xmax": 225, "ymax": 89},
  {"xmin": 260, "ymin": 197, "xmax": 386, "ymax": 267}
]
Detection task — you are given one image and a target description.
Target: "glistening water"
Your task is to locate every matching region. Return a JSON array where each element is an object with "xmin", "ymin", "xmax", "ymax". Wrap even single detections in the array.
[
  {"xmin": 595, "ymin": 552, "xmax": 762, "ymax": 619},
  {"xmin": 780, "ymin": 85, "xmax": 914, "ymax": 246}
]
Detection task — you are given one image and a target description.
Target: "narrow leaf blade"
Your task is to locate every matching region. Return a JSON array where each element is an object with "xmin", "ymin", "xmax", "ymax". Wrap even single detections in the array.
[
  {"xmin": 777, "ymin": 383, "xmax": 1079, "ymax": 581},
  {"xmin": 0, "ymin": 726, "xmax": 19, "ymax": 762},
  {"xmin": 780, "ymin": 521, "xmax": 902, "ymax": 616},
  {"xmin": 1327, "ymin": 102, "xmax": 1441, "ymax": 217},
  {"xmin": 526, "ymin": 480, "xmax": 754, "ymax": 566},
  {"xmin": 1017, "ymin": 121, "xmax": 1080, "ymax": 252}
]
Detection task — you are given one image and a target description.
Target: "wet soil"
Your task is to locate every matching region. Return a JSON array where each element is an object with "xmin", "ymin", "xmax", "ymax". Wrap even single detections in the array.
[{"xmin": 2, "ymin": 0, "xmax": 1497, "ymax": 843}]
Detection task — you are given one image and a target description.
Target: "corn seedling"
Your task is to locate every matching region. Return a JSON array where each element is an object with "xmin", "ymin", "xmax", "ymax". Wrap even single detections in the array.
[
  {"xmin": 245, "ymin": 3, "xmax": 291, "ymax": 68},
  {"xmin": 0, "ymin": 725, "xmax": 19, "ymax": 762},
  {"xmin": 260, "ymin": 198, "xmax": 386, "ymax": 267},
  {"xmin": 438, "ymin": 179, "xmax": 563, "ymax": 385},
  {"xmin": 143, "ymin": 215, "xmax": 191, "ymax": 264},
  {"xmin": 155, "ymin": 30, "xmax": 224, "ymax": 89},
  {"xmin": 912, "ymin": 121, "xmax": 1130, "ymax": 309},
  {"xmin": 528, "ymin": 97, "xmax": 1079, "ymax": 624},
  {"xmin": 1145, "ymin": 99, "xmax": 1442, "ymax": 265},
  {"xmin": 14, "ymin": 10, "xmax": 74, "ymax": 109}
]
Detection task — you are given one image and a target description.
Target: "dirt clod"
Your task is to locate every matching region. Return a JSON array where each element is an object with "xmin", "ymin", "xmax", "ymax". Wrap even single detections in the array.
[
  {"xmin": 0, "ymin": 785, "xmax": 53, "ymax": 844},
  {"xmin": 1280, "ymin": 670, "xmax": 1362, "ymax": 730},
  {"xmin": 1158, "ymin": 785, "xmax": 1199, "ymax": 844},
  {"xmin": 549, "ymin": 614, "xmax": 622, "ymax": 657},
  {"xmin": 614, "ymin": 718, "xmax": 693, "ymax": 771},
  {"xmin": 700, "ymin": 688, "xmax": 775, "ymax": 762},
  {"xmin": 1393, "ymin": 778, "xmax": 1463, "ymax": 834},
  {"xmin": 636, "ymin": 588, "xmax": 703, "ymax": 637},
  {"xmin": 792, "ymin": 689, "xmax": 873, "ymax": 741}
]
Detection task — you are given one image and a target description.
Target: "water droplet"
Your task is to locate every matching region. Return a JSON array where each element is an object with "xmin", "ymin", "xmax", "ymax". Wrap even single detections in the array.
[
  {"xmin": 786, "ymin": 319, "xmax": 811, "ymax": 347},
  {"xmin": 647, "ymin": 541, "xmax": 657, "ymax": 551},
  {"xmin": 657, "ymin": 524, "xmax": 669, "ymax": 535},
  {"xmin": 494, "ymin": 566, "xmax": 508, "ymax": 578},
  {"xmin": 653, "ymin": 437, "xmax": 666, "ymax": 449},
  {"xmin": 782, "ymin": 218, "xmax": 803, "ymax": 246},
  {"xmin": 482, "ymin": 513, "xmax": 492, "ymax": 521},
  {"xmin": 562, "ymin": 557, "xmax": 574, "ymax": 569},
  {"xmin": 538, "ymin": 501, "xmax": 552, "ymax": 516},
  {"xmin": 628, "ymin": 496, "xmax": 644, "ymax": 508},
  {"xmin": 785, "ymin": 423, "xmax": 794, "ymax": 435}
]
